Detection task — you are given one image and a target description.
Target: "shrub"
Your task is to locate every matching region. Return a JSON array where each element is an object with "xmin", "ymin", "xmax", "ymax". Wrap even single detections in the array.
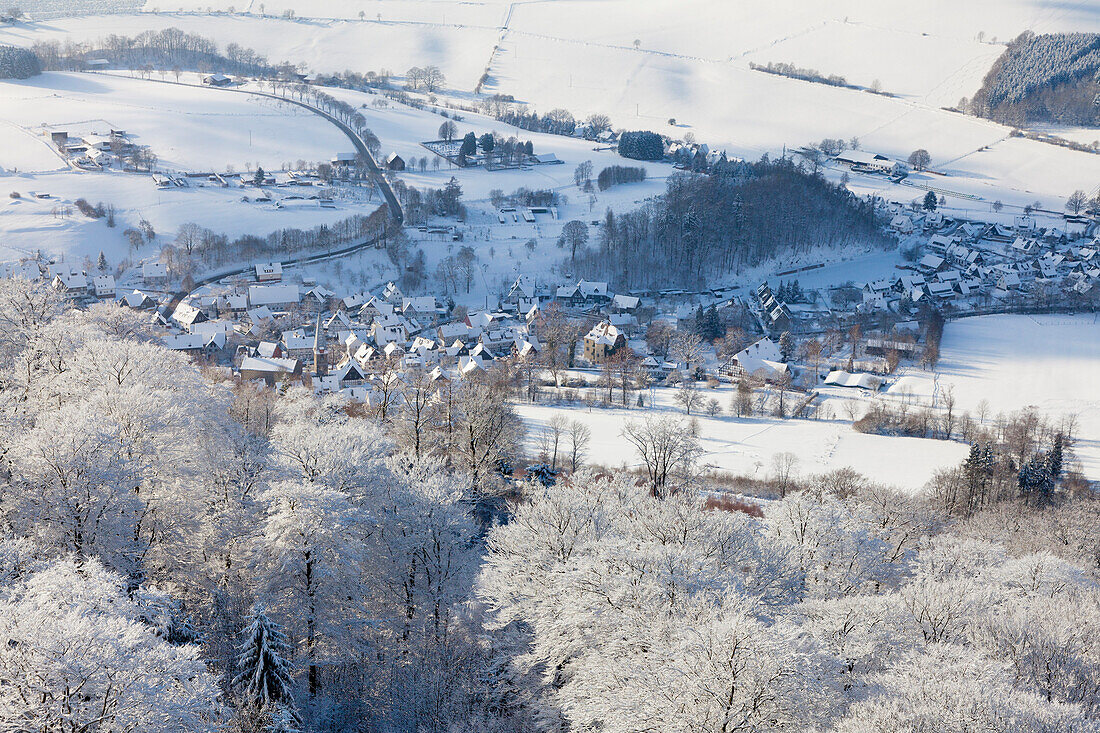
[{"xmin": 74, "ymin": 199, "xmax": 104, "ymax": 219}]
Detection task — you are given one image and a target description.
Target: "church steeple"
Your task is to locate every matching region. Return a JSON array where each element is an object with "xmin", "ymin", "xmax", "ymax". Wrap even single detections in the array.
[{"xmin": 313, "ymin": 313, "xmax": 327, "ymax": 377}]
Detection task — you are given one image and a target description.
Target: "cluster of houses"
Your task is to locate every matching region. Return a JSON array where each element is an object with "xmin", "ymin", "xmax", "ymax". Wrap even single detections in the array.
[
  {"xmin": 43, "ymin": 127, "xmax": 134, "ymax": 170},
  {"xmin": 865, "ymin": 216, "xmax": 1100, "ymax": 313}
]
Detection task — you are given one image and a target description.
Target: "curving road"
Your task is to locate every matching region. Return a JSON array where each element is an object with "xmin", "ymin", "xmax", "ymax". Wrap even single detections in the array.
[
  {"xmin": 213, "ymin": 84, "xmax": 405, "ymax": 225},
  {"xmin": 108, "ymin": 73, "xmax": 403, "ymax": 224}
]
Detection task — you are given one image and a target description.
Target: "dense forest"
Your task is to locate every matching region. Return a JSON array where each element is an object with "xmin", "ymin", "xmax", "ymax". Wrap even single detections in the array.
[
  {"xmin": 577, "ymin": 156, "xmax": 890, "ymax": 289},
  {"xmin": 0, "ymin": 44, "xmax": 41, "ymax": 78},
  {"xmin": 969, "ymin": 32, "xmax": 1100, "ymax": 126}
]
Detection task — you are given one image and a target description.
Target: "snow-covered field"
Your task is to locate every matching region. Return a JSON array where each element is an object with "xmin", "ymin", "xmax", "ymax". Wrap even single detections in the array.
[
  {"xmin": 938, "ymin": 314, "xmax": 1100, "ymax": 478},
  {"xmin": 0, "ymin": 73, "xmax": 346, "ymax": 173},
  {"xmin": 3, "ymin": 0, "xmax": 1099, "ymax": 207},
  {"xmin": 517, "ymin": 386, "xmax": 970, "ymax": 493}
]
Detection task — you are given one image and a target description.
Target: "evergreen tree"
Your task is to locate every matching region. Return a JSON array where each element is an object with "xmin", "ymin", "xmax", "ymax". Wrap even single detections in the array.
[
  {"xmin": 478, "ymin": 133, "xmax": 494, "ymax": 153},
  {"xmin": 233, "ymin": 607, "xmax": 296, "ymax": 714},
  {"xmin": 1048, "ymin": 433, "xmax": 1064, "ymax": 481},
  {"xmin": 923, "ymin": 190, "xmax": 938, "ymax": 211},
  {"xmin": 460, "ymin": 132, "xmax": 477, "ymax": 157},
  {"xmin": 96, "ymin": 251, "xmax": 108, "ymax": 272},
  {"xmin": 254, "ymin": 166, "xmax": 266, "ymax": 186},
  {"xmin": 778, "ymin": 331, "xmax": 793, "ymax": 361}
]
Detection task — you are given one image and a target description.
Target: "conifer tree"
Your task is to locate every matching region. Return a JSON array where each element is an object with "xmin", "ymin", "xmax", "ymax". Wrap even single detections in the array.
[{"xmin": 234, "ymin": 607, "xmax": 296, "ymax": 715}]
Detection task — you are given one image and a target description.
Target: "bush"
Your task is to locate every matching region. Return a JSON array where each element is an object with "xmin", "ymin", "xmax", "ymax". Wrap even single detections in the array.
[
  {"xmin": 74, "ymin": 199, "xmax": 104, "ymax": 219},
  {"xmin": 8, "ymin": 191, "xmax": 19, "ymax": 199}
]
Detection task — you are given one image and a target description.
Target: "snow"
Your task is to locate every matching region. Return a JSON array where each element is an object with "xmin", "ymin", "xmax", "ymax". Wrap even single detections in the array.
[
  {"xmin": 3, "ymin": 1, "xmax": 1100, "ymax": 207},
  {"xmin": 517, "ymin": 384, "xmax": 969, "ymax": 493},
  {"xmin": 0, "ymin": 73, "xmax": 347, "ymax": 173},
  {"xmin": 935, "ymin": 314, "xmax": 1100, "ymax": 478}
]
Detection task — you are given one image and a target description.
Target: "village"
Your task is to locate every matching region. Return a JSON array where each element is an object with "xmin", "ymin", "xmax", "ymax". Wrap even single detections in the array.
[{"xmin": 11, "ymin": 187, "xmax": 1096, "ymax": 428}]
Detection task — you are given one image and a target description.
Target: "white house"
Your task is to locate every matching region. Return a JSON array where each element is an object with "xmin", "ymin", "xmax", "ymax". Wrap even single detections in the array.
[
  {"xmin": 142, "ymin": 261, "xmax": 167, "ymax": 286},
  {"xmin": 92, "ymin": 274, "xmax": 116, "ymax": 299},
  {"xmin": 255, "ymin": 262, "xmax": 283, "ymax": 282}
]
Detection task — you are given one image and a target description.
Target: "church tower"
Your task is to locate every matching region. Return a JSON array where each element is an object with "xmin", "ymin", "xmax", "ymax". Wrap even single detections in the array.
[{"xmin": 313, "ymin": 313, "xmax": 327, "ymax": 378}]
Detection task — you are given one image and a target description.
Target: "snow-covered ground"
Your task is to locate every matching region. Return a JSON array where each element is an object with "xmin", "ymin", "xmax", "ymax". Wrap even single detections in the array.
[
  {"xmin": 3, "ymin": 2, "xmax": 1099, "ymax": 208},
  {"xmin": 0, "ymin": 73, "xmax": 346, "ymax": 173},
  {"xmin": 516, "ymin": 384, "xmax": 970, "ymax": 493},
  {"xmin": 878, "ymin": 314, "xmax": 1100, "ymax": 479},
  {"xmin": 936, "ymin": 315, "xmax": 1100, "ymax": 477}
]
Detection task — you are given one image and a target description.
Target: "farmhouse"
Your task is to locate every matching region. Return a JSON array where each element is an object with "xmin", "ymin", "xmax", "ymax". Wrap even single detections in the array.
[
  {"xmin": 51, "ymin": 270, "xmax": 88, "ymax": 297},
  {"xmin": 719, "ymin": 337, "xmax": 787, "ymax": 381},
  {"xmin": 92, "ymin": 275, "xmax": 116, "ymax": 299},
  {"xmin": 142, "ymin": 262, "xmax": 167, "ymax": 286},
  {"xmin": 202, "ymin": 74, "xmax": 232, "ymax": 86},
  {"xmin": 383, "ymin": 152, "xmax": 406, "ymax": 171},
  {"xmin": 834, "ymin": 150, "xmax": 899, "ymax": 173}
]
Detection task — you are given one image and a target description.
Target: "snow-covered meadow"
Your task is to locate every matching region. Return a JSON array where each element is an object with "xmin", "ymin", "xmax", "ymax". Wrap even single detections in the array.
[
  {"xmin": 3, "ymin": 0, "xmax": 1098, "ymax": 209},
  {"xmin": 517, "ymin": 394, "xmax": 970, "ymax": 493},
  {"xmin": 0, "ymin": 72, "xmax": 346, "ymax": 173}
]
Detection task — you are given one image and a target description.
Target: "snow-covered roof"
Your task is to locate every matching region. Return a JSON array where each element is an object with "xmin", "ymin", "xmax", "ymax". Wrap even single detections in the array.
[
  {"xmin": 248, "ymin": 284, "xmax": 300, "ymax": 307},
  {"xmin": 824, "ymin": 370, "xmax": 882, "ymax": 391}
]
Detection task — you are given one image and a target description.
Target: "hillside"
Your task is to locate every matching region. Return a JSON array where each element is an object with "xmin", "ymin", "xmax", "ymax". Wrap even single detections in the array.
[
  {"xmin": 3, "ymin": 0, "xmax": 1100, "ymax": 210},
  {"xmin": 970, "ymin": 32, "xmax": 1100, "ymax": 126}
]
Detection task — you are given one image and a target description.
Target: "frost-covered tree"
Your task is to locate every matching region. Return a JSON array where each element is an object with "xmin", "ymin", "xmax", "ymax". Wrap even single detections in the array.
[{"xmin": 0, "ymin": 558, "xmax": 221, "ymax": 731}]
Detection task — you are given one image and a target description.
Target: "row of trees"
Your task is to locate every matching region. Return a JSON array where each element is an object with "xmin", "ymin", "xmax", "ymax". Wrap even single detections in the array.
[
  {"xmin": 32, "ymin": 28, "xmax": 274, "ymax": 76},
  {"xmin": 166, "ymin": 207, "xmax": 392, "ymax": 278}
]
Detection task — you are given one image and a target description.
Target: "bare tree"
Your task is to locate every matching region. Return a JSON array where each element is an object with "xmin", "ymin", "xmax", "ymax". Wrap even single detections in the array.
[
  {"xmin": 907, "ymin": 148, "xmax": 931, "ymax": 171},
  {"xmin": 622, "ymin": 416, "xmax": 701, "ymax": 498},
  {"xmin": 546, "ymin": 414, "xmax": 569, "ymax": 470},
  {"xmin": 567, "ymin": 420, "xmax": 591, "ymax": 472},
  {"xmin": 398, "ymin": 369, "xmax": 438, "ymax": 459},
  {"xmin": 1066, "ymin": 189, "xmax": 1088, "ymax": 216},
  {"xmin": 670, "ymin": 331, "xmax": 705, "ymax": 374},
  {"xmin": 770, "ymin": 452, "xmax": 799, "ymax": 497},
  {"xmin": 675, "ymin": 381, "xmax": 703, "ymax": 415},
  {"xmin": 438, "ymin": 120, "xmax": 457, "ymax": 142}
]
